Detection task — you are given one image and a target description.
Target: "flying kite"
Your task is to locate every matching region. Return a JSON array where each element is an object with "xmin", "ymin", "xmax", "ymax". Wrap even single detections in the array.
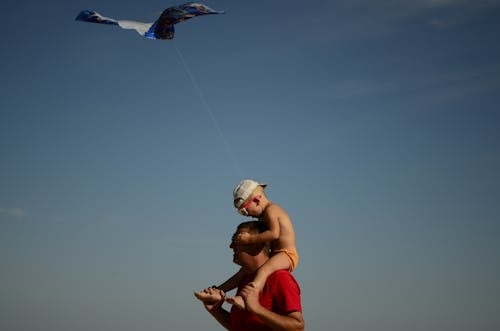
[{"xmin": 75, "ymin": 2, "xmax": 224, "ymax": 40}]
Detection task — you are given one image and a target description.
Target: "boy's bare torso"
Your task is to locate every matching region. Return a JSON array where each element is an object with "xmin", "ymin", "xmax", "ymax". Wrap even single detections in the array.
[{"xmin": 261, "ymin": 203, "xmax": 296, "ymax": 251}]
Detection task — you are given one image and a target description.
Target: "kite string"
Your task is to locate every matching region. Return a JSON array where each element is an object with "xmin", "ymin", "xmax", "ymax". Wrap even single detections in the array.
[{"xmin": 173, "ymin": 41, "xmax": 241, "ymax": 175}]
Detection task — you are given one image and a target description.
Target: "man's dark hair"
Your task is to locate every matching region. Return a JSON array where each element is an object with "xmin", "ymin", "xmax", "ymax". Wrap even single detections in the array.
[{"xmin": 237, "ymin": 220, "xmax": 268, "ymax": 234}]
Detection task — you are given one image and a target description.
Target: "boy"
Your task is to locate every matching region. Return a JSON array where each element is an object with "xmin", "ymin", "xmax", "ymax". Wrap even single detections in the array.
[{"xmin": 195, "ymin": 179, "xmax": 299, "ymax": 309}]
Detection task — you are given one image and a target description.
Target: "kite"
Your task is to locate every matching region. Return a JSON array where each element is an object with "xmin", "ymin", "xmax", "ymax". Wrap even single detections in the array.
[{"xmin": 75, "ymin": 2, "xmax": 224, "ymax": 40}]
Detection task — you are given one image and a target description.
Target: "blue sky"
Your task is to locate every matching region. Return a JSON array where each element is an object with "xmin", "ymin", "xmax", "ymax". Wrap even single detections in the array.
[{"xmin": 1, "ymin": 1, "xmax": 499, "ymax": 330}]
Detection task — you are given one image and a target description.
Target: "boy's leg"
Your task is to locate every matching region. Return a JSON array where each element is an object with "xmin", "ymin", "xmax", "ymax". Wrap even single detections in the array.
[
  {"xmin": 216, "ymin": 267, "xmax": 246, "ymax": 293},
  {"xmin": 226, "ymin": 253, "xmax": 292, "ymax": 309},
  {"xmin": 195, "ymin": 267, "xmax": 247, "ymax": 304},
  {"xmin": 252, "ymin": 252, "xmax": 292, "ymax": 290},
  {"xmin": 225, "ymin": 295, "xmax": 245, "ymax": 309}
]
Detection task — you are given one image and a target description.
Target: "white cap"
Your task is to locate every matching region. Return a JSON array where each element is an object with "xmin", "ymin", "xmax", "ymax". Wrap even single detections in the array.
[{"xmin": 233, "ymin": 179, "xmax": 267, "ymax": 208}]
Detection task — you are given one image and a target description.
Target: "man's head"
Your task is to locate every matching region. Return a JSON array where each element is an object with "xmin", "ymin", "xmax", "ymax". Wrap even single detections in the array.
[
  {"xmin": 233, "ymin": 179, "xmax": 267, "ymax": 216},
  {"xmin": 230, "ymin": 221, "xmax": 270, "ymax": 270}
]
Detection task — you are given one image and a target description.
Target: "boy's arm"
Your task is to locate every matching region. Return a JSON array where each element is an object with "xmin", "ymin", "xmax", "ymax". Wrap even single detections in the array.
[
  {"xmin": 237, "ymin": 208, "xmax": 281, "ymax": 244},
  {"xmin": 239, "ymin": 224, "xmax": 278, "ymax": 244}
]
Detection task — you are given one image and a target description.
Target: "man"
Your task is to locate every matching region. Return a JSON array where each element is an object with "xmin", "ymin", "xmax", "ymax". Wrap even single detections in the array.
[{"xmin": 195, "ymin": 221, "xmax": 304, "ymax": 331}]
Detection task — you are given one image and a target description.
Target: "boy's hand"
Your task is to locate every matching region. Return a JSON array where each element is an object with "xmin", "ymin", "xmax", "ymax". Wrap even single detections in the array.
[{"xmin": 234, "ymin": 232, "xmax": 251, "ymax": 244}]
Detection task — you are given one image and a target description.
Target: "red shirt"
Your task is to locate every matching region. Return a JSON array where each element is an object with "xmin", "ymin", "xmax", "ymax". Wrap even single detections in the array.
[{"xmin": 230, "ymin": 270, "xmax": 302, "ymax": 331}]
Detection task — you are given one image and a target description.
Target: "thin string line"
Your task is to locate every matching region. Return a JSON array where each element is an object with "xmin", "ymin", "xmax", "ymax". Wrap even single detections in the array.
[{"xmin": 173, "ymin": 41, "xmax": 240, "ymax": 176}]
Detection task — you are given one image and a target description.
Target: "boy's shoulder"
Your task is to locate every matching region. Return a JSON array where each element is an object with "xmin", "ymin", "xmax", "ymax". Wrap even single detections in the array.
[
  {"xmin": 262, "ymin": 202, "xmax": 289, "ymax": 220},
  {"xmin": 265, "ymin": 202, "xmax": 287, "ymax": 214}
]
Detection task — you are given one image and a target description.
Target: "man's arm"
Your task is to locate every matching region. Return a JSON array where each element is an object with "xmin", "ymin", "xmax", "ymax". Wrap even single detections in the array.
[
  {"xmin": 199, "ymin": 289, "xmax": 231, "ymax": 330},
  {"xmin": 206, "ymin": 303, "xmax": 231, "ymax": 331},
  {"xmin": 252, "ymin": 306, "xmax": 304, "ymax": 331}
]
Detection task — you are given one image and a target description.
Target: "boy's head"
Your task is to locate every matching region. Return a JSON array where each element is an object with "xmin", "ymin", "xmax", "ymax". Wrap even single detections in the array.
[{"xmin": 233, "ymin": 179, "xmax": 267, "ymax": 215}]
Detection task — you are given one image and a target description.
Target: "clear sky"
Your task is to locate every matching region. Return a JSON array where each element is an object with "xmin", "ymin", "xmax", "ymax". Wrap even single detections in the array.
[{"xmin": 1, "ymin": 1, "xmax": 499, "ymax": 330}]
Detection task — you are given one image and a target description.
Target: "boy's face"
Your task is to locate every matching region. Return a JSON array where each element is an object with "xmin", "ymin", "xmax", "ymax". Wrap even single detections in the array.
[{"xmin": 237, "ymin": 195, "xmax": 261, "ymax": 217}]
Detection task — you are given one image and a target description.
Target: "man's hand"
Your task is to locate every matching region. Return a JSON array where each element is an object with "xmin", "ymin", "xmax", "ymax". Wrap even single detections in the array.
[{"xmin": 238, "ymin": 282, "xmax": 261, "ymax": 314}]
